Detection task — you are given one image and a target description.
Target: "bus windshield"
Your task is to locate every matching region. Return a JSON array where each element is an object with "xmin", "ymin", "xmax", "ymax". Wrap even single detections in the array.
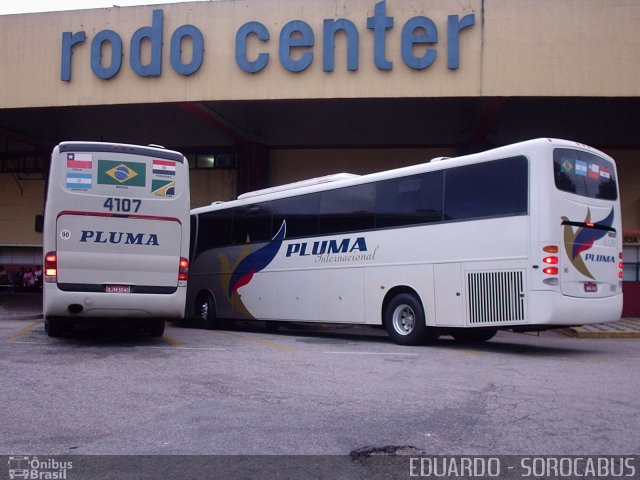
[{"xmin": 553, "ymin": 148, "xmax": 617, "ymax": 200}]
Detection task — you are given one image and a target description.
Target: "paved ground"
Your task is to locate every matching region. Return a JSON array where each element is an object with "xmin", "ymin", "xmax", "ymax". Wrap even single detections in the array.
[
  {"xmin": 0, "ymin": 292, "xmax": 43, "ymax": 320},
  {"xmin": 2, "ymin": 292, "xmax": 639, "ymax": 478}
]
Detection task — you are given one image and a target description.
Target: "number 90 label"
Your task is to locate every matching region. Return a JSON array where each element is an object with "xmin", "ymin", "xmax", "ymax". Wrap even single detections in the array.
[{"xmin": 60, "ymin": 229, "xmax": 71, "ymax": 240}]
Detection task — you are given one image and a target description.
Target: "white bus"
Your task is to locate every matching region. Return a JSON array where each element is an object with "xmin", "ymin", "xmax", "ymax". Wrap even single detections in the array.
[
  {"xmin": 186, "ymin": 138, "xmax": 623, "ymax": 345},
  {"xmin": 43, "ymin": 142, "xmax": 190, "ymax": 337}
]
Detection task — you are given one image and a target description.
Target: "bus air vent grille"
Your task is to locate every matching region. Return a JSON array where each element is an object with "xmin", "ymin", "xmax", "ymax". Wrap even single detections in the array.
[{"xmin": 467, "ymin": 270, "xmax": 526, "ymax": 324}]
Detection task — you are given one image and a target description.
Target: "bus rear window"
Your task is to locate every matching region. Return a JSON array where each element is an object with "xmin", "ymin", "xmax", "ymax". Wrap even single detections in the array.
[{"xmin": 553, "ymin": 148, "xmax": 617, "ymax": 200}]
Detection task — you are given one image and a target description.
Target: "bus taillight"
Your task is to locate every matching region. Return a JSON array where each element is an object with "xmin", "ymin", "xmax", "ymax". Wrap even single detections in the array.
[
  {"xmin": 619, "ymin": 251, "xmax": 624, "ymax": 279},
  {"xmin": 542, "ymin": 245, "xmax": 559, "ymax": 276},
  {"xmin": 178, "ymin": 257, "xmax": 189, "ymax": 284},
  {"xmin": 44, "ymin": 251, "xmax": 57, "ymax": 282},
  {"xmin": 541, "ymin": 245, "xmax": 559, "ymax": 279}
]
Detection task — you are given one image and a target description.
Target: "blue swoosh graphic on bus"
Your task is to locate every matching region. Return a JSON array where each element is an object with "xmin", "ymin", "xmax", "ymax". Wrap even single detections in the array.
[
  {"xmin": 228, "ymin": 221, "xmax": 287, "ymax": 297},
  {"xmin": 571, "ymin": 208, "xmax": 614, "ymax": 259},
  {"xmin": 562, "ymin": 207, "xmax": 614, "ymax": 279}
]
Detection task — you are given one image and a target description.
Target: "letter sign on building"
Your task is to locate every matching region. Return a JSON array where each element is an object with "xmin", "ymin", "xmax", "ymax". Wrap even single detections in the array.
[{"xmin": 60, "ymin": 2, "xmax": 475, "ymax": 81}]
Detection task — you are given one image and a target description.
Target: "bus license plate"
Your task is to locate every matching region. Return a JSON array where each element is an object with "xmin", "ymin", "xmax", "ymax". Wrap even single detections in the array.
[
  {"xmin": 106, "ymin": 285, "xmax": 131, "ymax": 294},
  {"xmin": 584, "ymin": 282, "xmax": 598, "ymax": 293}
]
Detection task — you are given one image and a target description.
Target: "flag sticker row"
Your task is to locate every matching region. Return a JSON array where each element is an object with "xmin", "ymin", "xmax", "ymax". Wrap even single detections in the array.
[
  {"xmin": 560, "ymin": 157, "xmax": 612, "ymax": 181},
  {"xmin": 65, "ymin": 153, "xmax": 178, "ymax": 196}
]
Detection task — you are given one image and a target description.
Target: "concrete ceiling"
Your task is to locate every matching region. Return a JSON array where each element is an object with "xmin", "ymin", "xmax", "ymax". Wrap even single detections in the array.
[{"xmin": 1, "ymin": 97, "xmax": 639, "ymax": 165}]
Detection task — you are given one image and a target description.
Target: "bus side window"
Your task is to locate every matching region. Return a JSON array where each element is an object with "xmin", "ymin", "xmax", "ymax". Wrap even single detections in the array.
[
  {"xmin": 376, "ymin": 171, "xmax": 444, "ymax": 228},
  {"xmin": 273, "ymin": 193, "xmax": 320, "ymax": 239},
  {"xmin": 189, "ymin": 215, "xmax": 198, "ymax": 261},
  {"xmin": 196, "ymin": 210, "xmax": 232, "ymax": 256},
  {"xmin": 318, "ymin": 183, "xmax": 375, "ymax": 235},
  {"xmin": 444, "ymin": 156, "xmax": 528, "ymax": 221},
  {"xmin": 232, "ymin": 202, "xmax": 273, "ymax": 244}
]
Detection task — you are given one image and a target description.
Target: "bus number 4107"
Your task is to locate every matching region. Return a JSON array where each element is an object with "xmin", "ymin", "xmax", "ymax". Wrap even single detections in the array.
[{"xmin": 103, "ymin": 197, "xmax": 141, "ymax": 213}]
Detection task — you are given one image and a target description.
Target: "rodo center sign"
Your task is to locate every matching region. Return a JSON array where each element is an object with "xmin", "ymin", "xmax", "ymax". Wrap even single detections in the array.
[{"xmin": 60, "ymin": 0, "xmax": 475, "ymax": 81}]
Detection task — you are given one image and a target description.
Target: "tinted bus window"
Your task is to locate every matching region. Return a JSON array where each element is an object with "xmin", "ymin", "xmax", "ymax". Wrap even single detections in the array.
[
  {"xmin": 444, "ymin": 156, "xmax": 528, "ymax": 221},
  {"xmin": 376, "ymin": 171, "xmax": 444, "ymax": 228},
  {"xmin": 232, "ymin": 202, "xmax": 273, "ymax": 243},
  {"xmin": 553, "ymin": 148, "xmax": 617, "ymax": 200},
  {"xmin": 273, "ymin": 193, "xmax": 320, "ymax": 239},
  {"xmin": 189, "ymin": 215, "xmax": 198, "ymax": 261},
  {"xmin": 196, "ymin": 210, "xmax": 232, "ymax": 254},
  {"xmin": 319, "ymin": 183, "xmax": 376, "ymax": 234}
]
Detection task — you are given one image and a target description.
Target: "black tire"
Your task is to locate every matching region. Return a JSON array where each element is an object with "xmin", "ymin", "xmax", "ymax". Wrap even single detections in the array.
[
  {"xmin": 265, "ymin": 321, "xmax": 282, "ymax": 332},
  {"xmin": 451, "ymin": 327, "xmax": 498, "ymax": 344},
  {"xmin": 45, "ymin": 316, "xmax": 67, "ymax": 338},
  {"xmin": 145, "ymin": 318, "xmax": 165, "ymax": 337},
  {"xmin": 197, "ymin": 292, "xmax": 218, "ymax": 330},
  {"xmin": 384, "ymin": 293, "xmax": 436, "ymax": 346}
]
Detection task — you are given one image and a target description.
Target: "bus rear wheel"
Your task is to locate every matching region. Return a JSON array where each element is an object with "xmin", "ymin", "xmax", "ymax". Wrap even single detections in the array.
[
  {"xmin": 198, "ymin": 292, "xmax": 218, "ymax": 330},
  {"xmin": 384, "ymin": 293, "xmax": 436, "ymax": 346},
  {"xmin": 45, "ymin": 316, "xmax": 66, "ymax": 338},
  {"xmin": 145, "ymin": 318, "xmax": 165, "ymax": 337},
  {"xmin": 451, "ymin": 328, "xmax": 497, "ymax": 343}
]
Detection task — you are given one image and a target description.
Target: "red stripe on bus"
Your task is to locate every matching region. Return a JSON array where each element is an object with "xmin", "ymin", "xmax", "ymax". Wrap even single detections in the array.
[{"xmin": 57, "ymin": 211, "xmax": 182, "ymax": 224}]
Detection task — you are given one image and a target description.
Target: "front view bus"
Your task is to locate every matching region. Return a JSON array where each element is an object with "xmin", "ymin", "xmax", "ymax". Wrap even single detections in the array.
[{"xmin": 43, "ymin": 142, "xmax": 190, "ymax": 337}]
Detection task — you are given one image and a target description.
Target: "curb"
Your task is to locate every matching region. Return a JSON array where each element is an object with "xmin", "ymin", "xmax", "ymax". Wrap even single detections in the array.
[
  {"xmin": 559, "ymin": 318, "xmax": 640, "ymax": 339},
  {"xmin": 17, "ymin": 314, "xmax": 44, "ymax": 321},
  {"xmin": 0, "ymin": 312, "xmax": 43, "ymax": 321}
]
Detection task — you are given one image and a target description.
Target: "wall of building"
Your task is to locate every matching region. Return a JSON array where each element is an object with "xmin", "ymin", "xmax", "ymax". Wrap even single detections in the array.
[
  {"xmin": 611, "ymin": 150, "xmax": 640, "ymax": 231},
  {"xmin": 189, "ymin": 168, "xmax": 237, "ymax": 209},
  {"xmin": 269, "ymin": 147, "xmax": 457, "ymax": 186},
  {"xmin": 0, "ymin": 174, "xmax": 44, "ymax": 246},
  {"xmin": 0, "ymin": 0, "xmax": 638, "ymax": 110}
]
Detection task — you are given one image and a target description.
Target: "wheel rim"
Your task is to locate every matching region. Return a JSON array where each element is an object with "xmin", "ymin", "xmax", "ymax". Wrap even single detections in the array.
[
  {"xmin": 199, "ymin": 298, "xmax": 209, "ymax": 321},
  {"xmin": 392, "ymin": 304, "xmax": 415, "ymax": 335}
]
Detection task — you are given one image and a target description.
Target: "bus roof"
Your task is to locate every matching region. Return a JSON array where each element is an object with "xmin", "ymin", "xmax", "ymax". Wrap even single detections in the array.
[
  {"xmin": 237, "ymin": 173, "xmax": 359, "ymax": 200},
  {"xmin": 191, "ymin": 138, "xmax": 613, "ymax": 215},
  {"xmin": 56, "ymin": 141, "xmax": 185, "ymax": 163}
]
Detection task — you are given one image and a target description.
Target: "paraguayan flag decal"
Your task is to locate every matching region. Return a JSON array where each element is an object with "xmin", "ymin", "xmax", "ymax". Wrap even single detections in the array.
[{"xmin": 152, "ymin": 159, "xmax": 176, "ymax": 176}]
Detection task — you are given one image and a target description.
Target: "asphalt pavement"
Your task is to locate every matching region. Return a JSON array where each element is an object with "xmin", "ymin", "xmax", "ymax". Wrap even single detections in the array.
[
  {"xmin": 1, "ymin": 292, "xmax": 639, "ymax": 338},
  {"xmin": 0, "ymin": 292, "xmax": 43, "ymax": 320}
]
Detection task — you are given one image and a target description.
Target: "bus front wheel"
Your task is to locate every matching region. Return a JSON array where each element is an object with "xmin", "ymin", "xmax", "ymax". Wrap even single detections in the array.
[
  {"xmin": 384, "ymin": 293, "xmax": 435, "ymax": 346},
  {"xmin": 198, "ymin": 293, "xmax": 218, "ymax": 330}
]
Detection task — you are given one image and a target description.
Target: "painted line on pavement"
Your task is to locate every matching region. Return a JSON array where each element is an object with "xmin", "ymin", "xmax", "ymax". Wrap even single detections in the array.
[
  {"xmin": 161, "ymin": 335, "xmax": 184, "ymax": 348},
  {"xmin": 222, "ymin": 331, "xmax": 297, "ymax": 353},
  {"xmin": 323, "ymin": 350, "xmax": 419, "ymax": 356},
  {"xmin": 139, "ymin": 345, "xmax": 227, "ymax": 352},
  {"xmin": 9, "ymin": 321, "xmax": 42, "ymax": 341}
]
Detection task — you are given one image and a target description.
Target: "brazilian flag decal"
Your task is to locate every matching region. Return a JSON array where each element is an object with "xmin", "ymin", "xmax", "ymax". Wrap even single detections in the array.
[
  {"xmin": 98, "ymin": 160, "xmax": 146, "ymax": 187},
  {"xmin": 152, "ymin": 179, "xmax": 176, "ymax": 197}
]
